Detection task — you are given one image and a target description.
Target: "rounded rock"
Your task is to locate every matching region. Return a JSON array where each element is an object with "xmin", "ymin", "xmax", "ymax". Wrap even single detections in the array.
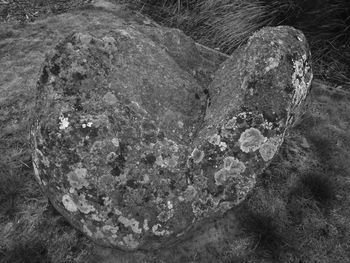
[{"xmin": 30, "ymin": 25, "xmax": 312, "ymax": 250}]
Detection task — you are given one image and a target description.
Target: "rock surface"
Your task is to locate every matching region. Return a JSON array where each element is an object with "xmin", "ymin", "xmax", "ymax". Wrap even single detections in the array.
[{"xmin": 29, "ymin": 1, "xmax": 312, "ymax": 251}]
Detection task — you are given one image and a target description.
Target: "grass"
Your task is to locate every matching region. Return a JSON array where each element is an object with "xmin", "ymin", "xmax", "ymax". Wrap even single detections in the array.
[
  {"xmin": 238, "ymin": 84, "xmax": 350, "ymax": 261},
  {"xmin": 237, "ymin": 208, "xmax": 287, "ymax": 261},
  {"xmin": 0, "ymin": 96, "xmax": 92, "ymax": 263},
  {"xmin": 129, "ymin": 0, "xmax": 350, "ymax": 87},
  {"xmin": 0, "ymin": 242, "xmax": 50, "ymax": 263},
  {"xmin": 299, "ymin": 173, "xmax": 335, "ymax": 206}
]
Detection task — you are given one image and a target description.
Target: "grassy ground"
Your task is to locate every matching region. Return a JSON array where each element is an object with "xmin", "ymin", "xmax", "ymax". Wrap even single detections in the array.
[
  {"xmin": 0, "ymin": 2, "xmax": 95, "ymax": 263},
  {"xmin": 1, "ymin": 1, "xmax": 350, "ymax": 262}
]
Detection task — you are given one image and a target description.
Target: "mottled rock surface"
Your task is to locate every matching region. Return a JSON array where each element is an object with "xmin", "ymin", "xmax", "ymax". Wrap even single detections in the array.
[{"xmin": 29, "ymin": 1, "xmax": 312, "ymax": 251}]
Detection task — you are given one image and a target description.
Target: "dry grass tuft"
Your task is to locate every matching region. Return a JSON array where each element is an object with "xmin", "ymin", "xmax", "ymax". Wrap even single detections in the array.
[{"xmin": 130, "ymin": 0, "xmax": 350, "ymax": 86}]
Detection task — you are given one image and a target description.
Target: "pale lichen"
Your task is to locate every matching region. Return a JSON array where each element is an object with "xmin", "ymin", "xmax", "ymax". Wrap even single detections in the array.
[
  {"xmin": 94, "ymin": 229, "xmax": 105, "ymax": 239},
  {"xmin": 67, "ymin": 168, "xmax": 89, "ymax": 189},
  {"xmin": 259, "ymin": 136, "xmax": 281, "ymax": 161},
  {"xmin": 58, "ymin": 115, "xmax": 69, "ymax": 130},
  {"xmin": 191, "ymin": 196, "xmax": 219, "ymax": 217},
  {"xmin": 152, "ymin": 224, "xmax": 172, "ymax": 236},
  {"xmin": 157, "ymin": 209, "xmax": 174, "ymax": 222},
  {"xmin": 191, "ymin": 148, "xmax": 205, "ymax": 163},
  {"xmin": 77, "ymin": 194, "xmax": 96, "ymax": 214},
  {"xmin": 208, "ymin": 134, "xmax": 221, "ymax": 145},
  {"xmin": 111, "ymin": 138, "xmax": 120, "ymax": 148},
  {"xmin": 155, "ymin": 155, "xmax": 164, "ymax": 167},
  {"xmin": 114, "ymin": 208, "xmax": 122, "ymax": 215},
  {"xmin": 225, "ymin": 117, "xmax": 237, "ymax": 129},
  {"xmin": 91, "ymin": 213, "xmax": 103, "ymax": 221},
  {"xmin": 143, "ymin": 219, "xmax": 149, "ymax": 231},
  {"xmin": 238, "ymin": 127, "xmax": 266, "ymax": 153},
  {"xmin": 106, "ymin": 152, "xmax": 117, "ymax": 163},
  {"xmin": 177, "ymin": 120, "xmax": 184, "ymax": 128},
  {"xmin": 102, "ymin": 225, "xmax": 119, "ymax": 235},
  {"xmin": 234, "ymin": 173, "xmax": 256, "ymax": 204},
  {"xmin": 291, "ymin": 54, "xmax": 312, "ymax": 109},
  {"xmin": 122, "ymin": 234, "xmax": 139, "ymax": 249},
  {"xmin": 214, "ymin": 157, "xmax": 246, "ymax": 185},
  {"xmin": 163, "ymin": 155, "xmax": 179, "ymax": 168},
  {"xmin": 219, "ymin": 141, "xmax": 227, "ymax": 151},
  {"xmin": 265, "ymin": 56, "xmax": 280, "ymax": 73},
  {"xmin": 217, "ymin": 201, "xmax": 235, "ymax": 213},
  {"xmin": 90, "ymin": 140, "xmax": 106, "ymax": 153},
  {"xmin": 103, "ymin": 92, "xmax": 117, "ymax": 105},
  {"xmin": 183, "ymin": 185, "xmax": 197, "ymax": 201},
  {"xmin": 223, "ymin": 156, "xmax": 236, "ymax": 170},
  {"xmin": 62, "ymin": 194, "xmax": 78, "ymax": 212},
  {"xmin": 118, "ymin": 216, "xmax": 142, "ymax": 234}
]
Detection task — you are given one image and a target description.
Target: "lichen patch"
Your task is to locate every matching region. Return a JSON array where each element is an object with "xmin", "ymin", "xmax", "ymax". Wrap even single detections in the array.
[
  {"xmin": 122, "ymin": 234, "xmax": 139, "ymax": 249},
  {"xmin": 259, "ymin": 136, "xmax": 281, "ymax": 161},
  {"xmin": 208, "ymin": 134, "xmax": 221, "ymax": 145},
  {"xmin": 103, "ymin": 91, "xmax": 117, "ymax": 105},
  {"xmin": 118, "ymin": 216, "xmax": 142, "ymax": 234},
  {"xmin": 191, "ymin": 148, "xmax": 205, "ymax": 163},
  {"xmin": 214, "ymin": 158, "xmax": 246, "ymax": 185},
  {"xmin": 219, "ymin": 141, "xmax": 227, "ymax": 151},
  {"xmin": 77, "ymin": 194, "xmax": 96, "ymax": 214},
  {"xmin": 291, "ymin": 55, "xmax": 312, "ymax": 109},
  {"xmin": 67, "ymin": 168, "xmax": 89, "ymax": 189},
  {"xmin": 223, "ymin": 156, "xmax": 236, "ymax": 170},
  {"xmin": 62, "ymin": 194, "xmax": 78, "ymax": 212},
  {"xmin": 177, "ymin": 120, "xmax": 184, "ymax": 128},
  {"xmin": 152, "ymin": 224, "xmax": 172, "ymax": 236},
  {"xmin": 102, "ymin": 225, "xmax": 119, "ymax": 235},
  {"xmin": 111, "ymin": 138, "xmax": 120, "ymax": 148},
  {"xmin": 183, "ymin": 185, "xmax": 197, "ymax": 201},
  {"xmin": 225, "ymin": 117, "xmax": 237, "ymax": 129},
  {"xmin": 58, "ymin": 115, "xmax": 69, "ymax": 130},
  {"xmin": 143, "ymin": 219, "xmax": 149, "ymax": 231},
  {"xmin": 157, "ymin": 209, "xmax": 175, "ymax": 222},
  {"xmin": 238, "ymin": 127, "xmax": 266, "ymax": 153},
  {"xmin": 265, "ymin": 56, "xmax": 280, "ymax": 73}
]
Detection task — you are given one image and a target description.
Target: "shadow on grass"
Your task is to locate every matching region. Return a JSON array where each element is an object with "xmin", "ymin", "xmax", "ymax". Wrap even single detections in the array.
[
  {"xmin": 287, "ymin": 172, "xmax": 336, "ymax": 227},
  {"xmin": 236, "ymin": 205, "xmax": 290, "ymax": 262},
  {"xmin": 0, "ymin": 164, "xmax": 25, "ymax": 219},
  {"xmin": 290, "ymin": 173, "xmax": 335, "ymax": 208},
  {"xmin": 0, "ymin": 241, "xmax": 51, "ymax": 263}
]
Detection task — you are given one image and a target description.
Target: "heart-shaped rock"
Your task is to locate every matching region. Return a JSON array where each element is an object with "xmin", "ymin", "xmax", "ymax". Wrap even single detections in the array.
[{"xmin": 30, "ymin": 24, "xmax": 312, "ymax": 250}]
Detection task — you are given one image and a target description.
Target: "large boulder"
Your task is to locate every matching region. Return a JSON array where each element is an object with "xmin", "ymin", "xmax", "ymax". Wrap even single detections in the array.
[{"xmin": 29, "ymin": 3, "xmax": 312, "ymax": 250}]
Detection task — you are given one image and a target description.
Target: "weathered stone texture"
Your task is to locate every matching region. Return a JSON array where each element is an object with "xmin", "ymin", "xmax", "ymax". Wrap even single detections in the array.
[{"xmin": 30, "ymin": 3, "xmax": 312, "ymax": 251}]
